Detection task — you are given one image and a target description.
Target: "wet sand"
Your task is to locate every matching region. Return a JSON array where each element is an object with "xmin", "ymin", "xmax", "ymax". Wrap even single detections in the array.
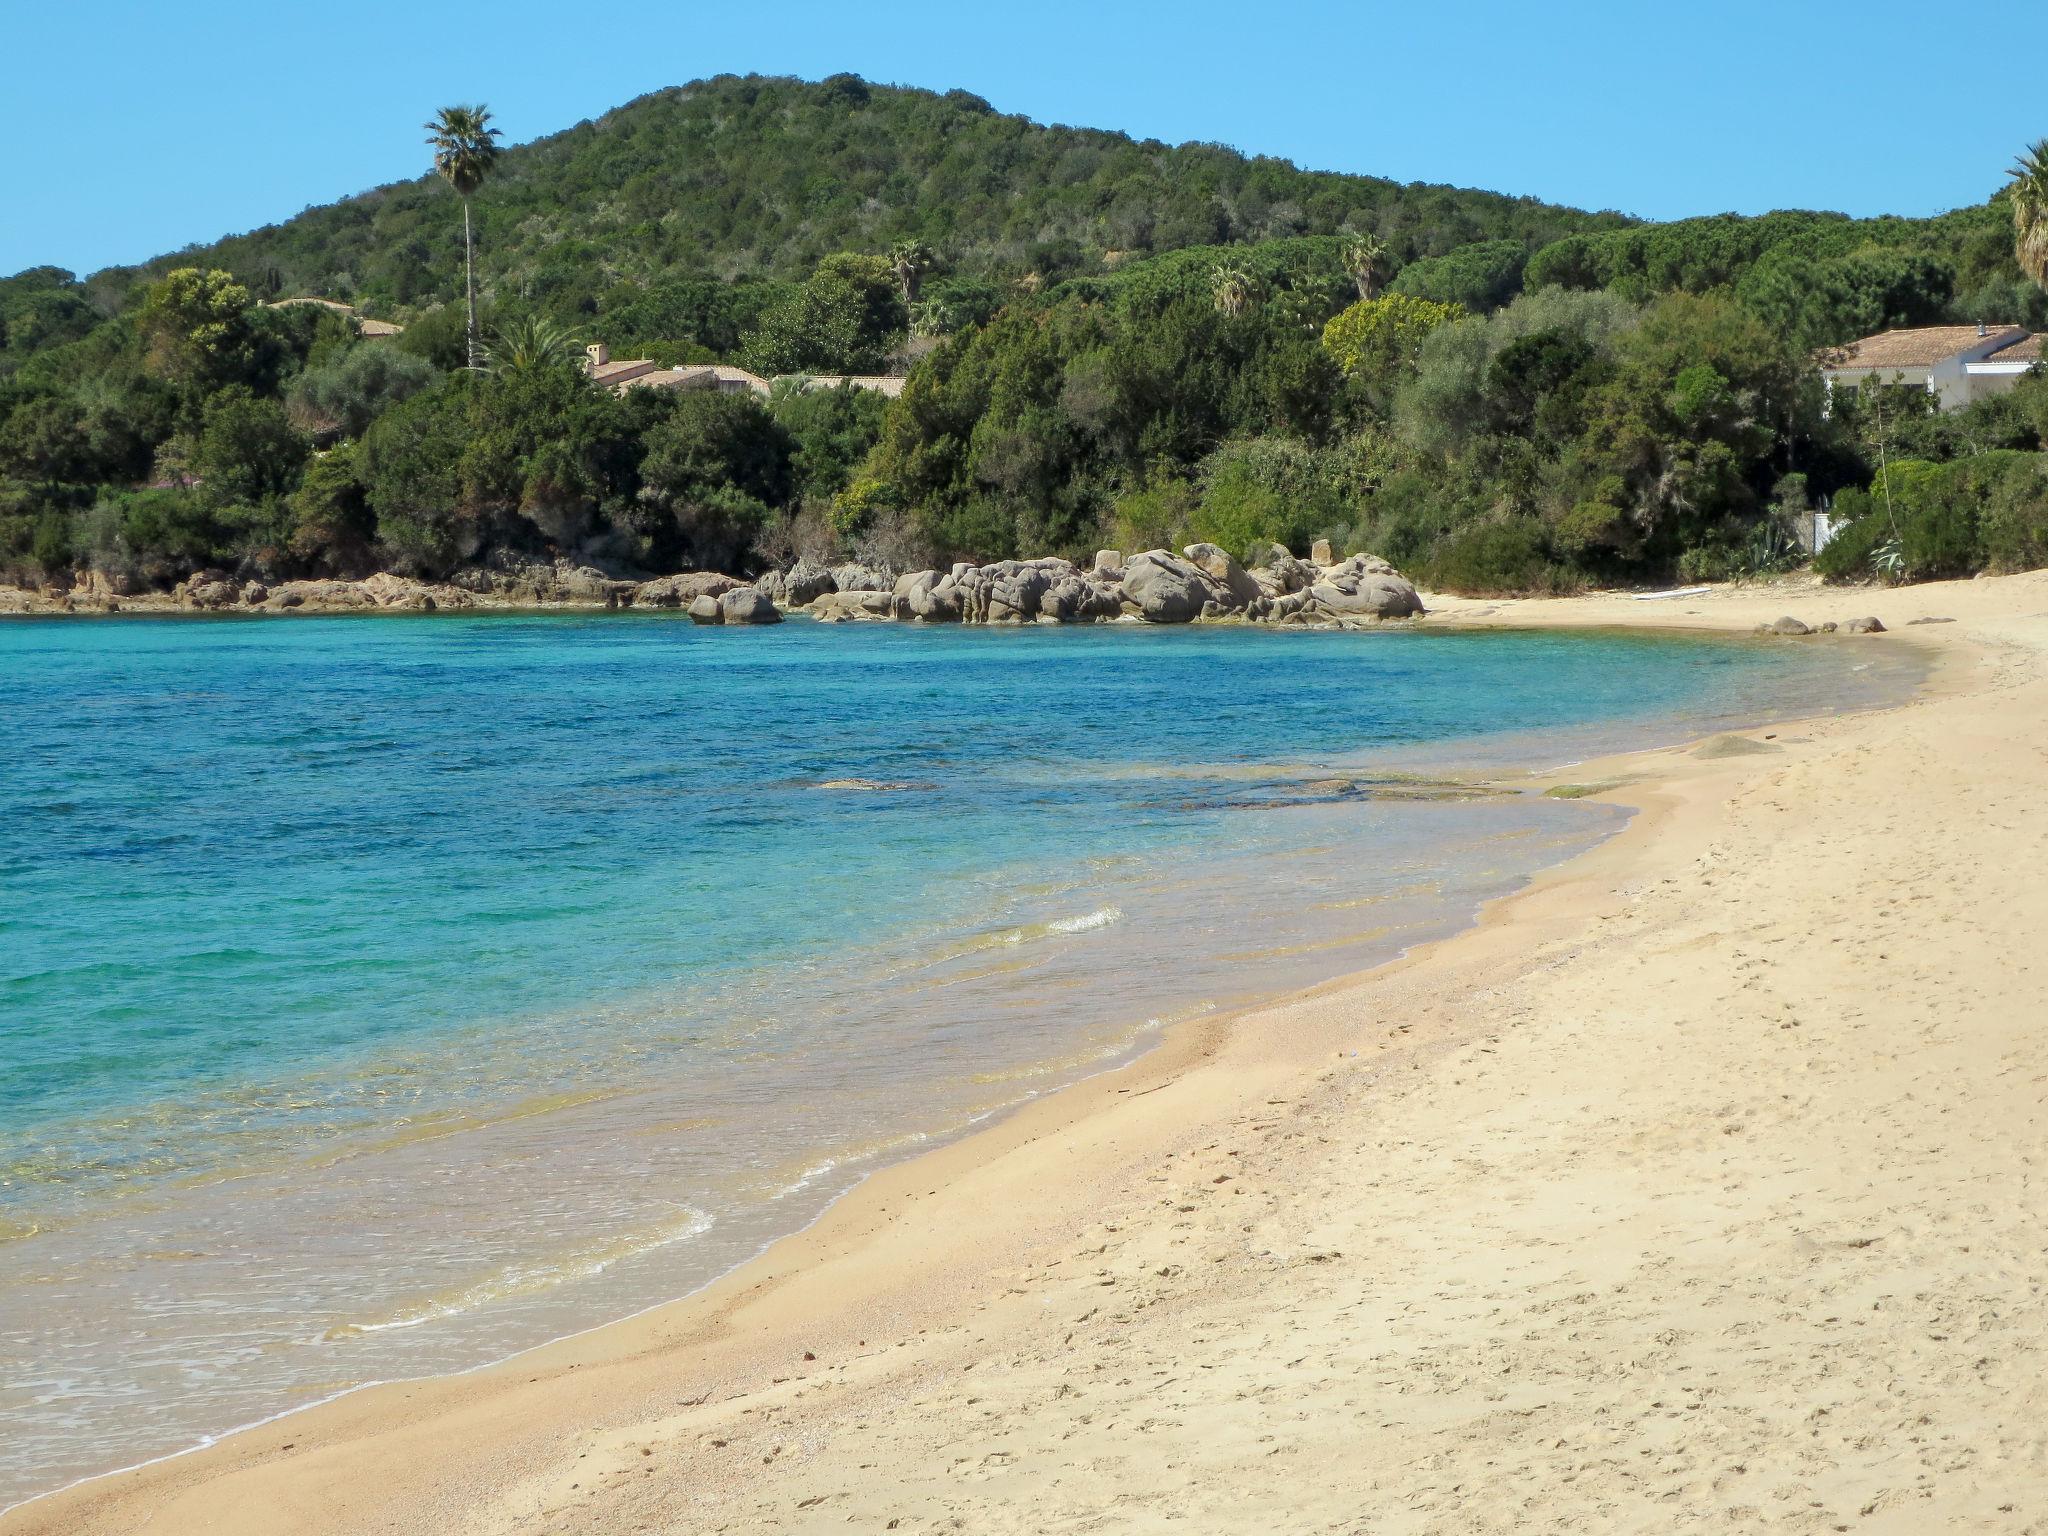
[{"xmin": 12, "ymin": 570, "xmax": 2048, "ymax": 1535}]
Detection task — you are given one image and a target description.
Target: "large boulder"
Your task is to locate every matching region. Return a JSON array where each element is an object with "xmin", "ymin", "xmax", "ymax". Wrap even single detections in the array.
[
  {"xmin": 1310, "ymin": 538, "xmax": 1334, "ymax": 565},
  {"xmin": 783, "ymin": 557, "xmax": 839, "ymax": 607},
  {"xmin": 812, "ymin": 589, "xmax": 893, "ymax": 622},
  {"xmin": 555, "ymin": 565, "xmax": 637, "ymax": 605},
  {"xmin": 1760, "ymin": 615, "xmax": 1812, "ymax": 636},
  {"xmin": 1041, "ymin": 573, "xmax": 1125, "ymax": 622},
  {"xmin": 1846, "ymin": 615, "xmax": 1887, "ymax": 634},
  {"xmin": 178, "ymin": 571, "xmax": 239, "ymax": 610},
  {"xmin": 1302, "ymin": 554, "xmax": 1424, "ymax": 620},
  {"xmin": 1181, "ymin": 543, "xmax": 1263, "ymax": 609},
  {"xmin": 830, "ymin": 561, "xmax": 894, "ymax": 594},
  {"xmin": 720, "ymin": 587, "xmax": 782, "ymax": 625},
  {"xmin": 633, "ymin": 572, "xmax": 740, "ymax": 608},
  {"xmin": 1252, "ymin": 545, "xmax": 1315, "ymax": 596},
  {"xmin": 1121, "ymin": 551, "xmax": 1226, "ymax": 623},
  {"xmin": 686, "ymin": 594, "xmax": 724, "ymax": 625},
  {"xmin": 893, "ymin": 570, "xmax": 964, "ymax": 622},
  {"xmin": 360, "ymin": 572, "xmax": 472, "ymax": 611},
  {"xmin": 1092, "ymin": 549, "xmax": 1126, "ymax": 582}
]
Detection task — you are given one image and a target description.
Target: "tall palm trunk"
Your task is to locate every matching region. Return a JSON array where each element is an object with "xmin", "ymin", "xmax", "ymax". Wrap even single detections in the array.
[{"xmin": 463, "ymin": 197, "xmax": 478, "ymax": 371}]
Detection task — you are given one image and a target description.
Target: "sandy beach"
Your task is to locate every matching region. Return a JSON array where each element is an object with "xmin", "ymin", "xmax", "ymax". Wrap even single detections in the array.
[{"xmin": 13, "ymin": 570, "xmax": 2048, "ymax": 1536}]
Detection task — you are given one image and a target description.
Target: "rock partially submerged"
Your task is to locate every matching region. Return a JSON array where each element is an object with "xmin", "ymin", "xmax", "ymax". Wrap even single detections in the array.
[
  {"xmin": 632, "ymin": 572, "xmax": 741, "ymax": 608},
  {"xmin": 1756, "ymin": 613, "xmax": 1891, "ymax": 637},
  {"xmin": 689, "ymin": 587, "xmax": 784, "ymax": 625}
]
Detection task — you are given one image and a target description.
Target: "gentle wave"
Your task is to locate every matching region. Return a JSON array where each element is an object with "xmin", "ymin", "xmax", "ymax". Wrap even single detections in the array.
[{"xmin": 329, "ymin": 1207, "xmax": 716, "ymax": 1337}]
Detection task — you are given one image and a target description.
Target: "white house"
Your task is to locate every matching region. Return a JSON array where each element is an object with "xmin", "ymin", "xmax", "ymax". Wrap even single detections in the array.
[{"xmin": 1819, "ymin": 324, "xmax": 2041, "ymax": 412}]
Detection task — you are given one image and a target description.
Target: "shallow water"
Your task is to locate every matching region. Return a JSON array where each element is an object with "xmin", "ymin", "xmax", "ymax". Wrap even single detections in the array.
[{"xmin": 0, "ymin": 613, "xmax": 1919, "ymax": 1506}]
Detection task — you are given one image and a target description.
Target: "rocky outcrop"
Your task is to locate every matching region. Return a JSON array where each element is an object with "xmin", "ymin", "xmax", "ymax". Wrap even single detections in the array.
[
  {"xmin": 262, "ymin": 575, "xmax": 475, "ymax": 612},
  {"xmin": 687, "ymin": 588, "xmax": 784, "ymax": 625},
  {"xmin": 813, "ymin": 588, "xmax": 895, "ymax": 622},
  {"xmin": 20, "ymin": 544, "xmax": 1425, "ymax": 629},
  {"xmin": 1302, "ymin": 554, "xmax": 1425, "ymax": 620},
  {"xmin": 758, "ymin": 556, "xmax": 837, "ymax": 607},
  {"xmin": 829, "ymin": 561, "xmax": 895, "ymax": 594},
  {"xmin": 632, "ymin": 572, "xmax": 741, "ymax": 608},
  {"xmin": 1181, "ymin": 543, "xmax": 1266, "ymax": 611},
  {"xmin": 1121, "ymin": 551, "xmax": 1229, "ymax": 622}
]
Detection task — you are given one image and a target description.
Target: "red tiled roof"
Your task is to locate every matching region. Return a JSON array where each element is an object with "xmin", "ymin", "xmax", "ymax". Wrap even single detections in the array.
[
  {"xmin": 1821, "ymin": 325, "xmax": 2024, "ymax": 371},
  {"xmin": 1979, "ymin": 333, "xmax": 2043, "ymax": 366}
]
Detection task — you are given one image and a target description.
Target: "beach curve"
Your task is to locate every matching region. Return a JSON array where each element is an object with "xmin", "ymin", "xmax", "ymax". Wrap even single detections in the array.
[{"xmin": 11, "ymin": 570, "xmax": 2048, "ymax": 1535}]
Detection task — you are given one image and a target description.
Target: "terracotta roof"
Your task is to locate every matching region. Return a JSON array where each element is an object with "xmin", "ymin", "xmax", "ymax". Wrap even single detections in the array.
[
  {"xmin": 588, "ymin": 357, "xmax": 660, "ymax": 386},
  {"xmin": 1821, "ymin": 325, "xmax": 2024, "ymax": 372},
  {"xmin": 1978, "ymin": 333, "xmax": 2043, "ymax": 367},
  {"xmin": 616, "ymin": 365, "xmax": 717, "ymax": 392},
  {"xmin": 706, "ymin": 365, "xmax": 770, "ymax": 395},
  {"xmin": 791, "ymin": 374, "xmax": 907, "ymax": 398}
]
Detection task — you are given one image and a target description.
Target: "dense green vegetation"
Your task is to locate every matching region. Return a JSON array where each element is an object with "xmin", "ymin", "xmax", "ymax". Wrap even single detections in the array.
[{"xmin": 4, "ymin": 73, "xmax": 2047, "ymax": 595}]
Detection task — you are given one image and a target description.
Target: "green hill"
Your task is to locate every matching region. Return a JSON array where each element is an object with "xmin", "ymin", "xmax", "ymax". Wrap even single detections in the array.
[{"xmin": 77, "ymin": 73, "xmax": 1623, "ymax": 317}]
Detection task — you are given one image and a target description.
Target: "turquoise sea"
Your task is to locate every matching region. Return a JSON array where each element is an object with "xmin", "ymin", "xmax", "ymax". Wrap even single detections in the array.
[{"xmin": 0, "ymin": 612, "xmax": 1918, "ymax": 1507}]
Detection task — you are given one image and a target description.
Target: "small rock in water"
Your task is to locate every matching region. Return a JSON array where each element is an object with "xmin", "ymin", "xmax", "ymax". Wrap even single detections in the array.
[
  {"xmin": 1759, "ymin": 615, "xmax": 1811, "ymax": 636},
  {"xmin": 1845, "ymin": 616, "xmax": 1886, "ymax": 634}
]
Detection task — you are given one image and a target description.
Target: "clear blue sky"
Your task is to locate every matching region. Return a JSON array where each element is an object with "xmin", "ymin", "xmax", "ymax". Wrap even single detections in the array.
[{"xmin": 5, "ymin": 0, "xmax": 2045, "ymax": 279}]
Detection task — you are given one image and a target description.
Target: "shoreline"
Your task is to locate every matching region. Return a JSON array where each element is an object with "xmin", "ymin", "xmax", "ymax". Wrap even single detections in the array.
[{"xmin": 9, "ymin": 572, "xmax": 2040, "ymax": 1534}]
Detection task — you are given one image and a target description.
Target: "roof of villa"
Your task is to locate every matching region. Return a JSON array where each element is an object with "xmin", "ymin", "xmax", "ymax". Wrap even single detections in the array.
[
  {"xmin": 1821, "ymin": 325, "xmax": 2025, "ymax": 372},
  {"xmin": 1981, "ymin": 333, "xmax": 2043, "ymax": 366},
  {"xmin": 796, "ymin": 374, "xmax": 908, "ymax": 398}
]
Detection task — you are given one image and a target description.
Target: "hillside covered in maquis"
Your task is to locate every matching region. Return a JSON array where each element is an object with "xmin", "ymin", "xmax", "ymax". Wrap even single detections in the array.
[{"xmin": 4, "ymin": 71, "xmax": 2047, "ymax": 597}]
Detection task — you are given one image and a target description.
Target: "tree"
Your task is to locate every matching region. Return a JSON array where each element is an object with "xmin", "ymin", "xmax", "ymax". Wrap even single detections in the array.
[
  {"xmin": 2009, "ymin": 138, "xmax": 2048, "ymax": 292},
  {"xmin": 193, "ymin": 389, "xmax": 308, "ymax": 504},
  {"xmin": 425, "ymin": 104, "xmax": 503, "ymax": 371},
  {"xmin": 1387, "ymin": 240, "xmax": 1527, "ymax": 312},
  {"xmin": 1210, "ymin": 261, "xmax": 1258, "ymax": 318},
  {"xmin": 486, "ymin": 313, "xmax": 582, "ymax": 373},
  {"xmin": 740, "ymin": 254, "xmax": 903, "ymax": 376},
  {"xmin": 1342, "ymin": 234, "xmax": 1388, "ymax": 301},
  {"xmin": 287, "ymin": 343, "xmax": 438, "ymax": 438},
  {"xmin": 134, "ymin": 268, "xmax": 258, "ymax": 392},
  {"xmin": 889, "ymin": 239, "xmax": 937, "ymax": 308},
  {"xmin": 0, "ymin": 396, "xmax": 91, "ymax": 486},
  {"xmin": 1321, "ymin": 293, "xmax": 1466, "ymax": 378}
]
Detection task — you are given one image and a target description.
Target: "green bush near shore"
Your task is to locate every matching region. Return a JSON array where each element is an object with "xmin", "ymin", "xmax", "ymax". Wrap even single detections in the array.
[{"xmin": 1816, "ymin": 452, "xmax": 2048, "ymax": 583}]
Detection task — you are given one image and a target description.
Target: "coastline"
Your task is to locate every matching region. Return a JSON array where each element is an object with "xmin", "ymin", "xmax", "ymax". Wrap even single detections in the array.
[{"xmin": 11, "ymin": 570, "xmax": 2045, "ymax": 1534}]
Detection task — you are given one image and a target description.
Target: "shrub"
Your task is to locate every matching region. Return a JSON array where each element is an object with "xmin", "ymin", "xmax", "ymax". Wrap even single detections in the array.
[
  {"xmin": 1420, "ymin": 518, "xmax": 1582, "ymax": 595},
  {"xmin": 1815, "ymin": 453, "xmax": 2048, "ymax": 582}
]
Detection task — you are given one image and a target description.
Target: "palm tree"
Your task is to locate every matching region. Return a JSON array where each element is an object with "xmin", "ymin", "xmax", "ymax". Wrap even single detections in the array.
[
  {"xmin": 1342, "ymin": 234, "xmax": 1388, "ymax": 301},
  {"xmin": 890, "ymin": 239, "xmax": 937, "ymax": 309},
  {"xmin": 424, "ymin": 104, "xmax": 503, "ymax": 370},
  {"xmin": 485, "ymin": 313, "xmax": 581, "ymax": 374},
  {"xmin": 1210, "ymin": 261, "xmax": 1258, "ymax": 318},
  {"xmin": 2008, "ymin": 139, "xmax": 2048, "ymax": 291}
]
